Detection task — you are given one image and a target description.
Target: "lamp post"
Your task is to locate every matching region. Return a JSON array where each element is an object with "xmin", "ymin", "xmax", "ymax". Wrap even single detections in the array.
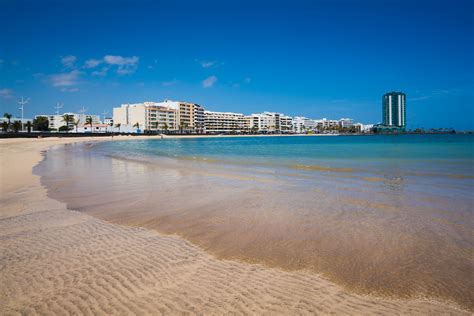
[{"xmin": 18, "ymin": 96, "xmax": 30, "ymax": 131}]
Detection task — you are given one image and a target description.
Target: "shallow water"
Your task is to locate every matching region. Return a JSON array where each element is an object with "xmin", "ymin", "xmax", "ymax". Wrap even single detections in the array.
[{"xmin": 36, "ymin": 134, "xmax": 474, "ymax": 309}]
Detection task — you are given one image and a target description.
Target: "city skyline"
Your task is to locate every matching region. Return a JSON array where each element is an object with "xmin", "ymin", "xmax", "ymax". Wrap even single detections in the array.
[{"xmin": 1, "ymin": 0, "xmax": 473, "ymax": 130}]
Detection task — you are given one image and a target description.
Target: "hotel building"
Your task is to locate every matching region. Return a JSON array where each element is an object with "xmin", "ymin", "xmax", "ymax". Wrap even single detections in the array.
[
  {"xmin": 293, "ymin": 117, "xmax": 316, "ymax": 133},
  {"xmin": 339, "ymin": 118, "xmax": 354, "ymax": 129},
  {"xmin": 204, "ymin": 111, "xmax": 247, "ymax": 133},
  {"xmin": 382, "ymin": 91, "xmax": 406, "ymax": 130},
  {"xmin": 247, "ymin": 112, "xmax": 292, "ymax": 133},
  {"xmin": 315, "ymin": 118, "xmax": 339, "ymax": 130},
  {"xmin": 113, "ymin": 100, "xmax": 204, "ymax": 132}
]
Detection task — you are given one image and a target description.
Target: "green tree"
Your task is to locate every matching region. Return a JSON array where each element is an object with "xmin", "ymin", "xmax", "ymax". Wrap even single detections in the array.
[
  {"xmin": 61, "ymin": 114, "xmax": 74, "ymax": 133},
  {"xmin": 26, "ymin": 121, "xmax": 32, "ymax": 133},
  {"xmin": 133, "ymin": 122, "xmax": 140, "ymax": 130},
  {"xmin": 85, "ymin": 116, "xmax": 93, "ymax": 133},
  {"xmin": 3, "ymin": 113, "xmax": 12, "ymax": 132},
  {"xmin": 12, "ymin": 120, "xmax": 22, "ymax": 133},
  {"xmin": 33, "ymin": 117, "xmax": 49, "ymax": 131},
  {"xmin": 1, "ymin": 121, "xmax": 9, "ymax": 132},
  {"xmin": 115, "ymin": 123, "xmax": 121, "ymax": 133}
]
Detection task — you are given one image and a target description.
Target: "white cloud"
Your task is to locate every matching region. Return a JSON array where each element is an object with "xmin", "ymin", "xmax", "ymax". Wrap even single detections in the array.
[
  {"xmin": 408, "ymin": 89, "xmax": 459, "ymax": 102},
  {"xmin": 197, "ymin": 59, "xmax": 223, "ymax": 69},
  {"xmin": 202, "ymin": 75, "xmax": 217, "ymax": 88},
  {"xmin": 84, "ymin": 58, "xmax": 101, "ymax": 68},
  {"xmin": 61, "ymin": 55, "xmax": 77, "ymax": 68},
  {"xmin": 104, "ymin": 55, "xmax": 138, "ymax": 65},
  {"xmin": 201, "ymin": 61, "xmax": 216, "ymax": 68},
  {"xmin": 104, "ymin": 55, "xmax": 139, "ymax": 74},
  {"xmin": 92, "ymin": 67, "xmax": 109, "ymax": 77},
  {"xmin": 50, "ymin": 70, "xmax": 81, "ymax": 88},
  {"xmin": 0, "ymin": 88, "xmax": 14, "ymax": 99}
]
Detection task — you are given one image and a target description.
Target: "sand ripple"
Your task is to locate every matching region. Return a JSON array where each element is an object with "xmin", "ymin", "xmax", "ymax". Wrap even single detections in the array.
[{"xmin": 0, "ymin": 138, "xmax": 468, "ymax": 315}]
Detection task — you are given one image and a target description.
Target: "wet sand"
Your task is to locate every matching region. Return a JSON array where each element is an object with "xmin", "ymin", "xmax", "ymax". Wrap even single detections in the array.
[{"xmin": 0, "ymin": 137, "xmax": 470, "ymax": 315}]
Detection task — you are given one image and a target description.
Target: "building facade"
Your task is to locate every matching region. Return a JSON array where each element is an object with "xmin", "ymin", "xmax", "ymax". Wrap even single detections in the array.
[
  {"xmin": 315, "ymin": 118, "xmax": 339, "ymax": 131},
  {"xmin": 339, "ymin": 118, "xmax": 354, "ymax": 129},
  {"xmin": 204, "ymin": 111, "xmax": 246, "ymax": 133},
  {"xmin": 113, "ymin": 102, "xmax": 177, "ymax": 131},
  {"xmin": 382, "ymin": 91, "xmax": 406, "ymax": 130},
  {"xmin": 247, "ymin": 112, "xmax": 286, "ymax": 133},
  {"xmin": 292, "ymin": 117, "xmax": 316, "ymax": 133},
  {"xmin": 112, "ymin": 100, "xmax": 204, "ymax": 132}
]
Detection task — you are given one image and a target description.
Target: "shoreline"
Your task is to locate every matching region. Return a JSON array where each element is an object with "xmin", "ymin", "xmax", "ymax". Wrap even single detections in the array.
[{"xmin": 0, "ymin": 137, "xmax": 469, "ymax": 314}]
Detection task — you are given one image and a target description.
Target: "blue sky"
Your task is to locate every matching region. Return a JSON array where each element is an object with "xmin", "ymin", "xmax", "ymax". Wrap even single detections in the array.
[{"xmin": 1, "ymin": 0, "xmax": 473, "ymax": 129}]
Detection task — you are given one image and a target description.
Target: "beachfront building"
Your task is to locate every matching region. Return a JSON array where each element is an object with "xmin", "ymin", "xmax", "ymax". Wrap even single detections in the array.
[
  {"xmin": 113, "ymin": 101, "xmax": 177, "ymax": 132},
  {"xmin": 35, "ymin": 113, "xmax": 100, "ymax": 130},
  {"xmin": 339, "ymin": 118, "xmax": 354, "ymax": 129},
  {"xmin": 292, "ymin": 117, "xmax": 317, "ymax": 133},
  {"xmin": 280, "ymin": 115, "xmax": 293, "ymax": 133},
  {"xmin": 375, "ymin": 91, "xmax": 406, "ymax": 132},
  {"xmin": 315, "ymin": 118, "xmax": 339, "ymax": 131},
  {"xmin": 112, "ymin": 100, "xmax": 205, "ymax": 133},
  {"xmin": 174, "ymin": 101, "xmax": 205, "ymax": 132},
  {"xmin": 354, "ymin": 123, "xmax": 374, "ymax": 133},
  {"xmin": 247, "ymin": 112, "xmax": 279, "ymax": 133},
  {"xmin": 76, "ymin": 123, "xmax": 111, "ymax": 133},
  {"xmin": 204, "ymin": 111, "xmax": 246, "ymax": 133},
  {"xmin": 103, "ymin": 117, "xmax": 113, "ymax": 125}
]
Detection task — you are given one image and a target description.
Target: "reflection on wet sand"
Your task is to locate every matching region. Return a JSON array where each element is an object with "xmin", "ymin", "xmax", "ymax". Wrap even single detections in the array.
[{"xmin": 37, "ymin": 143, "xmax": 474, "ymax": 311}]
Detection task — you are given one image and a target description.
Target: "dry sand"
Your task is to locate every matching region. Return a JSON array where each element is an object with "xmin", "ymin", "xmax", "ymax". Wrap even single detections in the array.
[{"xmin": 0, "ymin": 137, "xmax": 468, "ymax": 315}]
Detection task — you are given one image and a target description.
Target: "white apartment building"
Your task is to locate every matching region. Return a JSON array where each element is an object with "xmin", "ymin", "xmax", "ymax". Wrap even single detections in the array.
[
  {"xmin": 292, "ymin": 117, "xmax": 317, "ymax": 133},
  {"xmin": 204, "ymin": 111, "xmax": 246, "ymax": 133},
  {"xmin": 315, "ymin": 118, "xmax": 339, "ymax": 130},
  {"xmin": 113, "ymin": 100, "xmax": 204, "ymax": 132},
  {"xmin": 77, "ymin": 123, "xmax": 111, "ymax": 133},
  {"xmin": 35, "ymin": 113, "xmax": 100, "ymax": 130},
  {"xmin": 113, "ymin": 102, "xmax": 177, "ymax": 131},
  {"xmin": 354, "ymin": 123, "xmax": 374, "ymax": 132},
  {"xmin": 339, "ymin": 118, "xmax": 354, "ymax": 129},
  {"xmin": 280, "ymin": 115, "xmax": 293, "ymax": 132},
  {"xmin": 248, "ymin": 112, "xmax": 288, "ymax": 133}
]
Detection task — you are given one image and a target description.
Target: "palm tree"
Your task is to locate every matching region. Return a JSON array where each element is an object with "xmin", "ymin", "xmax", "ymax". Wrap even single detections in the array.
[
  {"xmin": 61, "ymin": 114, "xmax": 73, "ymax": 133},
  {"xmin": 133, "ymin": 122, "xmax": 140, "ymax": 131},
  {"xmin": 3, "ymin": 113, "xmax": 12, "ymax": 132},
  {"xmin": 26, "ymin": 121, "xmax": 32, "ymax": 133},
  {"xmin": 73, "ymin": 119, "xmax": 80, "ymax": 133},
  {"xmin": 85, "ymin": 116, "xmax": 93, "ymax": 133},
  {"xmin": 1, "ymin": 121, "xmax": 8, "ymax": 132},
  {"xmin": 163, "ymin": 123, "xmax": 168, "ymax": 133},
  {"xmin": 12, "ymin": 120, "xmax": 22, "ymax": 133},
  {"xmin": 115, "ymin": 123, "xmax": 121, "ymax": 133}
]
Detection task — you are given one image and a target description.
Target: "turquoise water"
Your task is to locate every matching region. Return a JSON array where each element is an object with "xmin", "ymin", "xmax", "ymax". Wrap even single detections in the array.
[
  {"xmin": 100, "ymin": 134, "xmax": 474, "ymax": 162},
  {"xmin": 38, "ymin": 134, "xmax": 474, "ymax": 309},
  {"xmin": 99, "ymin": 134, "xmax": 474, "ymax": 184}
]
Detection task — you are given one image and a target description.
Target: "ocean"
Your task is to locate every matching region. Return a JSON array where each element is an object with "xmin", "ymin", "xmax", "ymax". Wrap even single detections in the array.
[{"xmin": 36, "ymin": 134, "xmax": 474, "ymax": 309}]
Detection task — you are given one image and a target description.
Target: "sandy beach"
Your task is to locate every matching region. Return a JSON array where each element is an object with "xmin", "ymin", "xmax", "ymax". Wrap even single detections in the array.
[{"xmin": 0, "ymin": 137, "xmax": 469, "ymax": 315}]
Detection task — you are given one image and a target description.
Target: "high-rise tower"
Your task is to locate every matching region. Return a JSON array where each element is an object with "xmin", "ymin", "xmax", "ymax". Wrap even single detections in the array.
[{"xmin": 382, "ymin": 92, "xmax": 406, "ymax": 130}]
